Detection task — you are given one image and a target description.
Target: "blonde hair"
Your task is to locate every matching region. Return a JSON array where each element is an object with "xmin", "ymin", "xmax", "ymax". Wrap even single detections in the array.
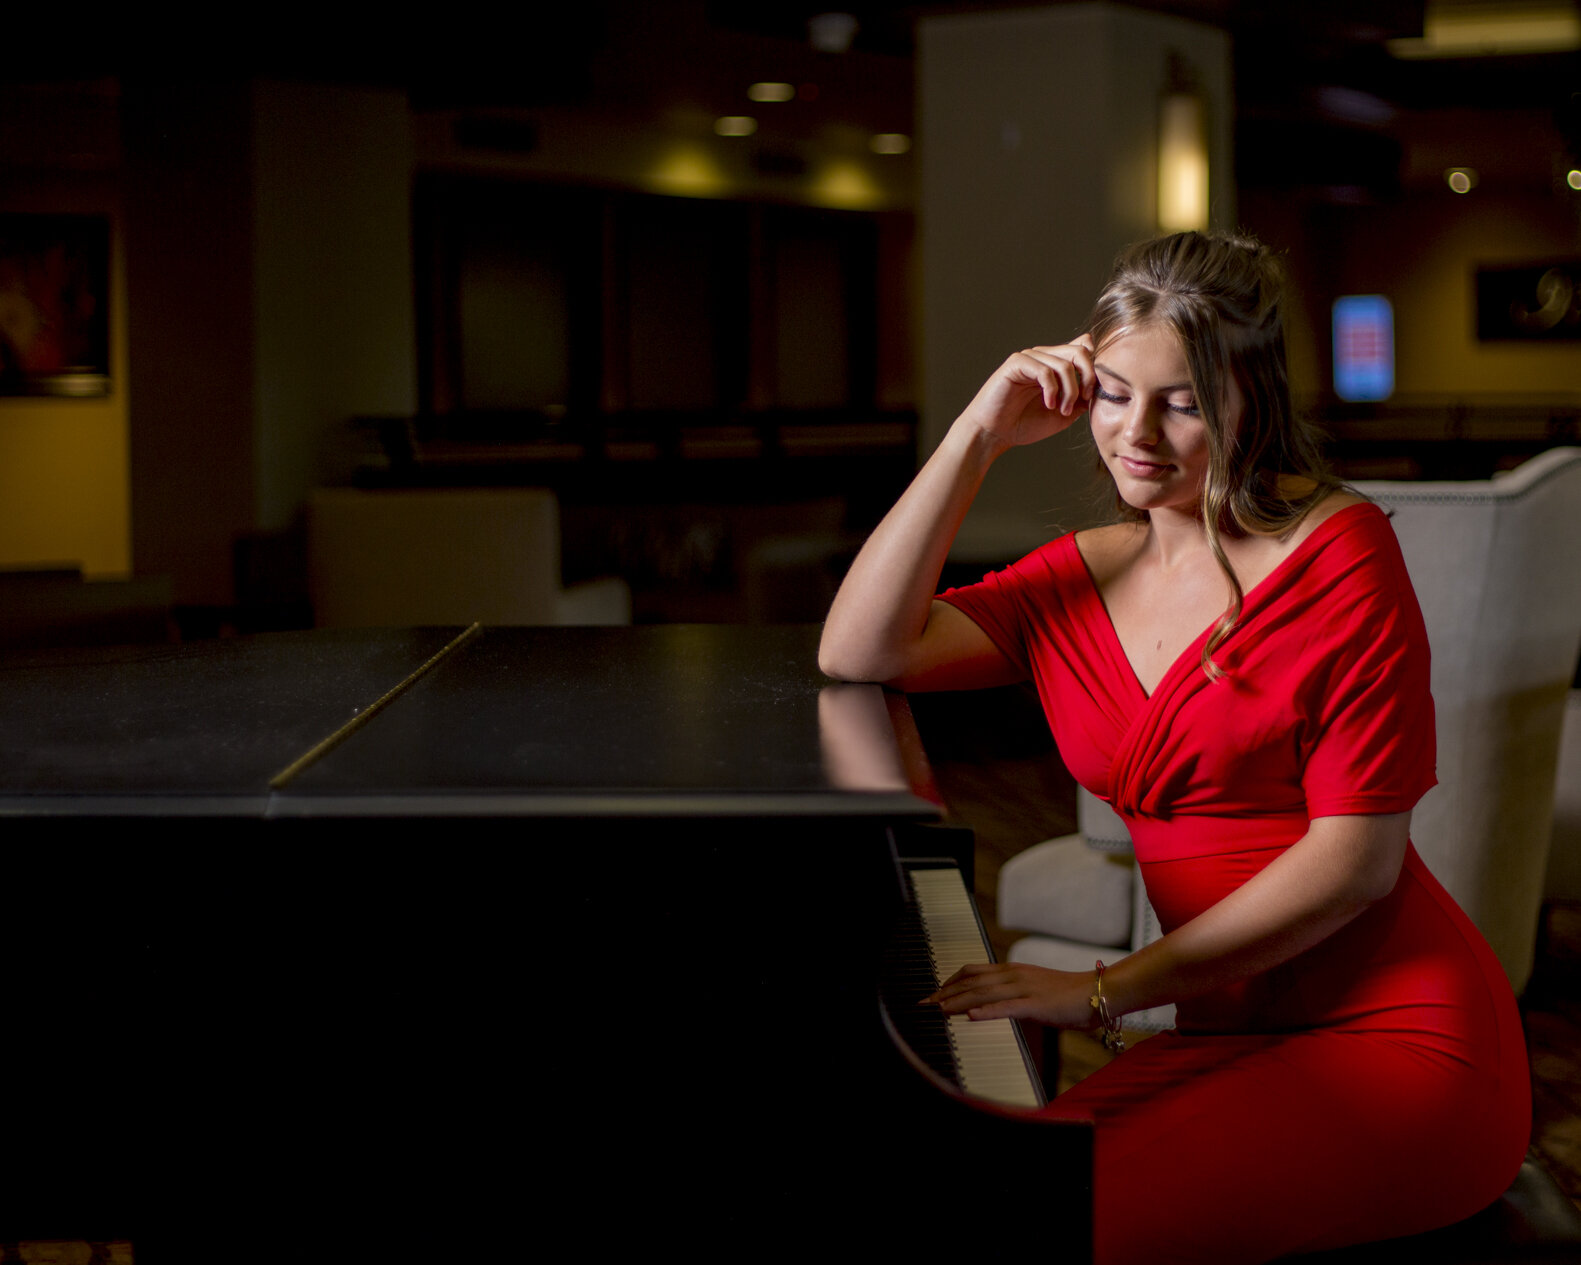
[{"xmin": 1084, "ymin": 231, "xmax": 1338, "ymax": 675}]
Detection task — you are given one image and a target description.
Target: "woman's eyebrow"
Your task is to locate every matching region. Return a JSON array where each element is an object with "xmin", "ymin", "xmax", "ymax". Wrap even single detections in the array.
[{"xmin": 1093, "ymin": 362, "xmax": 1194, "ymax": 393}]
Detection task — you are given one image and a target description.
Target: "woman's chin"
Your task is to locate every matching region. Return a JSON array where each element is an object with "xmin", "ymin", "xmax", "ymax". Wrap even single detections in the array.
[{"xmin": 1113, "ymin": 481, "xmax": 1204, "ymax": 518}]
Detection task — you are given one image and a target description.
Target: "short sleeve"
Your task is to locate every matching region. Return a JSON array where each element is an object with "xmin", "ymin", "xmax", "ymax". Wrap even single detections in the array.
[
  {"xmin": 935, "ymin": 542, "xmax": 1071, "ymax": 679},
  {"xmin": 1300, "ymin": 525, "xmax": 1437, "ymax": 819}
]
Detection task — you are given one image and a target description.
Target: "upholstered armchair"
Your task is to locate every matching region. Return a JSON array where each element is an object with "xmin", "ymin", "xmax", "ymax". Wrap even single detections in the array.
[
  {"xmin": 308, "ymin": 487, "xmax": 631, "ymax": 628},
  {"xmin": 997, "ymin": 447, "xmax": 1581, "ymax": 999},
  {"xmin": 1546, "ymin": 689, "xmax": 1581, "ymax": 905}
]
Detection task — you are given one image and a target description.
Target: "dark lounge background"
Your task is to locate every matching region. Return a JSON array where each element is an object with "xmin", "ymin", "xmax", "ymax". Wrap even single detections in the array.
[{"xmin": 0, "ymin": 1, "xmax": 1577, "ymax": 632}]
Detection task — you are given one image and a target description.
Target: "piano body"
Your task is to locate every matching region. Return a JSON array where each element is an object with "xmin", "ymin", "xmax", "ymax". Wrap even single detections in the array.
[{"xmin": 0, "ymin": 625, "xmax": 1091, "ymax": 1260}]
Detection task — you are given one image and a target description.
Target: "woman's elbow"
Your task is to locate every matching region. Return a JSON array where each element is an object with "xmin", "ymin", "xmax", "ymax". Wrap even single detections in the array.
[
  {"xmin": 1308, "ymin": 812, "xmax": 1412, "ymax": 909},
  {"xmin": 818, "ymin": 648, "xmax": 863, "ymax": 682},
  {"xmin": 817, "ymin": 632, "xmax": 885, "ymax": 683},
  {"xmin": 1353, "ymin": 856, "xmax": 1406, "ymax": 906}
]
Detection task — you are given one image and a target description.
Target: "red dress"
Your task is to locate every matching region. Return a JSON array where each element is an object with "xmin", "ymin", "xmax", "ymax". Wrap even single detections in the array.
[{"xmin": 939, "ymin": 503, "xmax": 1530, "ymax": 1264}]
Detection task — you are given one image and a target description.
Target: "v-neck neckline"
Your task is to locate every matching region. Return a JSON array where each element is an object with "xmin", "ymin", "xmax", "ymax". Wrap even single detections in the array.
[{"xmin": 1075, "ymin": 501, "xmax": 1377, "ymax": 702}]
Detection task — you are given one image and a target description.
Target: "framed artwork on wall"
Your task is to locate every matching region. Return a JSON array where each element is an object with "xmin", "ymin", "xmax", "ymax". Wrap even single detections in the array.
[
  {"xmin": 0, "ymin": 213, "xmax": 111, "ymax": 396},
  {"xmin": 1476, "ymin": 261, "xmax": 1581, "ymax": 342}
]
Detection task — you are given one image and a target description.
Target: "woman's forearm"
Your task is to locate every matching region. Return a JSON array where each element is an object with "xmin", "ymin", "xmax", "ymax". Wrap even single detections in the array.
[
  {"xmin": 1103, "ymin": 813, "xmax": 1411, "ymax": 1018},
  {"xmin": 926, "ymin": 813, "xmax": 1411, "ymax": 1028},
  {"xmin": 817, "ymin": 419, "xmax": 1005, "ymax": 684},
  {"xmin": 819, "ymin": 342, "xmax": 1095, "ymax": 687}
]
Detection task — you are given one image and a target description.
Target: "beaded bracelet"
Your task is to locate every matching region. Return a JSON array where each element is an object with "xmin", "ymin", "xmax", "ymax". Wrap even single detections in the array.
[{"xmin": 1089, "ymin": 959, "xmax": 1127, "ymax": 1054}]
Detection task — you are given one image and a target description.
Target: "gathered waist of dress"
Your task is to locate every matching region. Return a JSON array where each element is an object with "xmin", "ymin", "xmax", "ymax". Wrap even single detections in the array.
[
  {"xmin": 1145, "ymin": 847, "xmax": 1515, "ymax": 1051},
  {"xmin": 1124, "ymin": 809, "xmax": 1309, "ymax": 864}
]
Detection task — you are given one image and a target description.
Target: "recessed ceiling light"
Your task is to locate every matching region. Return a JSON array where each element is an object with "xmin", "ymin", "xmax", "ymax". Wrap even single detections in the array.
[
  {"xmin": 1446, "ymin": 167, "xmax": 1479, "ymax": 193},
  {"xmin": 715, "ymin": 116, "xmax": 758, "ymax": 137},
  {"xmin": 1568, "ymin": 169, "xmax": 1581, "ymax": 190},
  {"xmin": 748, "ymin": 82, "xmax": 795, "ymax": 103},
  {"xmin": 870, "ymin": 133, "xmax": 911, "ymax": 155}
]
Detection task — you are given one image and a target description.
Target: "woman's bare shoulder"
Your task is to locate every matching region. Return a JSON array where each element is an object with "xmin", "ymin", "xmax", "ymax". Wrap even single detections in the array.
[
  {"xmin": 1286, "ymin": 486, "xmax": 1369, "ymax": 547},
  {"xmin": 1073, "ymin": 521, "xmax": 1149, "ymax": 584}
]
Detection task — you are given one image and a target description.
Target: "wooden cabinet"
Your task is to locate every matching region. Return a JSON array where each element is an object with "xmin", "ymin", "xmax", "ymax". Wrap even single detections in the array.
[{"xmin": 415, "ymin": 173, "xmax": 906, "ymax": 421}]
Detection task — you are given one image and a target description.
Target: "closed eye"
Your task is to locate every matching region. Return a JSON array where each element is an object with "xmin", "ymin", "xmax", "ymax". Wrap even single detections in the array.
[{"xmin": 1096, "ymin": 386, "xmax": 1198, "ymax": 416}]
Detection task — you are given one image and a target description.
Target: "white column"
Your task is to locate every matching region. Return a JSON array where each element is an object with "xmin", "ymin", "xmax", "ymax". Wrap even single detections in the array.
[{"xmin": 918, "ymin": 3, "xmax": 1233, "ymax": 563}]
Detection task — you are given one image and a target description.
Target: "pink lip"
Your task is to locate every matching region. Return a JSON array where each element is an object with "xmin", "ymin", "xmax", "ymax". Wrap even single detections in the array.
[{"xmin": 1119, "ymin": 456, "xmax": 1171, "ymax": 477}]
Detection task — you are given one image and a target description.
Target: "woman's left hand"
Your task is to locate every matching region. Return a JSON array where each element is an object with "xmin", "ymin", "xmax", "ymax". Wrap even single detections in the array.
[{"xmin": 924, "ymin": 962, "xmax": 1100, "ymax": 1029}]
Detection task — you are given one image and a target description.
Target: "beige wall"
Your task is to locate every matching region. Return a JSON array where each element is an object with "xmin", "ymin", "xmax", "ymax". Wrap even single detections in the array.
[
  {"xmin": 1245, "ymin": 186, "xmax": 1581, "ymax": 402},
  {"xmin": 252, "ymin": 81, "xmax": 418, "ymax": 532},
  {"xmin": 0, "ymin": 179, "xmax": 131, "ymax": 578},
  {"xmin": 1338, "ymin": 191, "xmax": 1580, "ymax": 398},
  {"xmin": 122, "ymin": 79, "xmax": 417, "ymax": 606}
]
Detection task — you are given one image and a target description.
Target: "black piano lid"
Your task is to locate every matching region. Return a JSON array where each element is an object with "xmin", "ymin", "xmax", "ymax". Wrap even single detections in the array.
[
  {"xmin": 0, "ymin": 626, "xmax": 460, "ymax": 812},
  {"xmin": 277, "ymin": 624, "xmax": 940, "ymax": 820},
  {"xmin": 0, "ymin": 624, "xmax": 941, "ymax": 823}
]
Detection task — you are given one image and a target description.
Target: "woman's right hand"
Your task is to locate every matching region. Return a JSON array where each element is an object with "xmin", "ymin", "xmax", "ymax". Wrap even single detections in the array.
[
  {"xmin": 818, "ymin": 337, "xmax": 1095, "ymax": 688},
  {"xmin": 957, "ymin": 336, "xmax": 1097, "ymax": 452}
]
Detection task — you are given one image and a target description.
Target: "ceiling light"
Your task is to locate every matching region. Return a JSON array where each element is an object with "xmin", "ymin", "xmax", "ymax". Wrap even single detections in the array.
[
  {"xmin": 1568, "ymin": 169, "xmax": 1581, "ymax": 189},
  {"xmin": 1446, "ymin": 167, "xmax": 1479, "ymax": 192},
  {"xmin": 748, "ymin": 83, "xmax": 795, "ymax": 103},
  {"xmin": 715, "ymin": 116, "xmax": 758, "ymax": 137},
  {"xmin": 870, "ymin": 133, "xmax": 911, "ymax": 155},
  {"xmin": 1389, "ymin": 0, "xmax": 1581, "ymax": 58}
]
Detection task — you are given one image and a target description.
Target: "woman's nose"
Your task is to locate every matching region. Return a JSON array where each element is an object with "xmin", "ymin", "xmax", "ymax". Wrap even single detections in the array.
[{"xmin": 1121, "ymin": 403, "xmax": 1161, "ymax": 446}]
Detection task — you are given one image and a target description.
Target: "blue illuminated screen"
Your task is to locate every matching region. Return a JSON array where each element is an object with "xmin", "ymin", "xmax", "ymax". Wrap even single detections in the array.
[{"xmin": 1332, "ymin": 295, "xmax": 1394, "ymax": 402}]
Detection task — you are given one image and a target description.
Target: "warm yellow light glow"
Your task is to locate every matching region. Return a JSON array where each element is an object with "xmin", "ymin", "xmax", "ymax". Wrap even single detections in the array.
[
  {"xmin": 649, "ymin": 144, "xmax": 731, "ymax": 197},
  {"xmin": 1568, "ymin": 169, "xmax": 1581, "ymax": 190},
  {"xmin": 869, "ymin": 133, "xmax": 911, "ymax": 155},
  {"xmin": 1446, "ymin": 166, "xmax": 1478, "ymax": 192},
  {"xmin": 748, "ymin": 82, "xmax": 795, "ymax": 103},
  {"xmin": 1157, "ymin": 93, "xmax": 1209, "ymax": 233},
  {"xmin": 1389, "ymin": 0, "xmax": 1581, "ymax": 57},
  {"xmin": 714, "ymin": 116, "xmax": 758, "ymax": 137},
  {"xmin": 811, "ymin": 158, "xmax": 882, "ymax": 209}
]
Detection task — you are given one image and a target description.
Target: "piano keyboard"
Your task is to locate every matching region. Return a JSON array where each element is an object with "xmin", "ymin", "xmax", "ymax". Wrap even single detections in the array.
[{"xmin": 881, "ymin": 862, "xmax": 1045, "ymax": 1110}]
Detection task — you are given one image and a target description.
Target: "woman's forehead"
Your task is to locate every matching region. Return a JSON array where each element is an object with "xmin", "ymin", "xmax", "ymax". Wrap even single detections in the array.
[{"xmin": 1094, "ymin": 322, "xmax": 1192, "ymax": 375}]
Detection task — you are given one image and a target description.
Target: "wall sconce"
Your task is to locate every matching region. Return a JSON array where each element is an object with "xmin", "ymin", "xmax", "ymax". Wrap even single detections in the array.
[{"xmin": 1157, "ymin": 54, "xmax": 1209, "ymax": 233}]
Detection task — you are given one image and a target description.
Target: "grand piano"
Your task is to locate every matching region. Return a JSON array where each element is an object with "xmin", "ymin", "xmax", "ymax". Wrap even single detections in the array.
[{"xmin": 0, "ymin": 624, "xmax": 1091, "ymax": 1261}]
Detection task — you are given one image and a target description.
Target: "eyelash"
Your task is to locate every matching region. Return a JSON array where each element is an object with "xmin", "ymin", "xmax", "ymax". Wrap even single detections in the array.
[{"xmin": 1094, "ymin": 387, "xmax": 1200, "ymax": 417}]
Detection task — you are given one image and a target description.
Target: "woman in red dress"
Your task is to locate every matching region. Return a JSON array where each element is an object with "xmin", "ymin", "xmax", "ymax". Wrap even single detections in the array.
[{"xmin": 819, "ymin": 232, "xmax": 1529, "ymax": 1264}]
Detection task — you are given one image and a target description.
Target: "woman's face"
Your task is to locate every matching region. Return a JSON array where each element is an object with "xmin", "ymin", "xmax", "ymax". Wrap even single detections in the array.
[{"xmin": 1089, "ymin": 322, "xmax": 1241, "ymax": 517}]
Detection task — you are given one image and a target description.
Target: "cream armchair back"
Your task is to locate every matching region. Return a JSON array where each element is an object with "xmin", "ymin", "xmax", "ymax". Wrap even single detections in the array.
[
  {"xmin": 1361, "ymin": 447, "xmax": 1581, "ymax": 991},
  {"xmin": 997, "ymin": 448, "xmax": 1581, "ymax": 998},
  {"xmin": 308, "ymin": 487, "xmax": 631, "ymax": 628}
]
